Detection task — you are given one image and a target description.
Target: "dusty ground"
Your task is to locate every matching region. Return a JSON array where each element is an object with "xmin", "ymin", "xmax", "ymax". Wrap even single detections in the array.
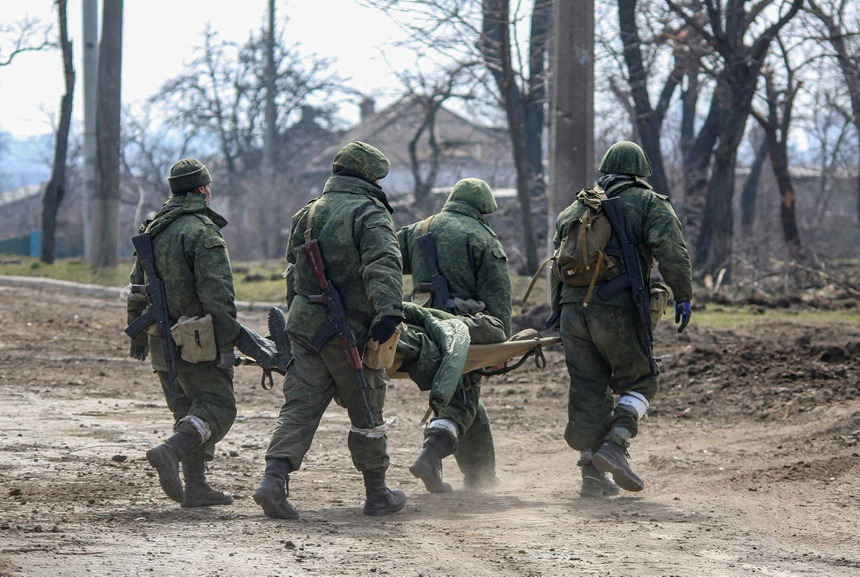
[{"xmin": 0, "ymin": 282, "xmax": 858, "ymax": 577}]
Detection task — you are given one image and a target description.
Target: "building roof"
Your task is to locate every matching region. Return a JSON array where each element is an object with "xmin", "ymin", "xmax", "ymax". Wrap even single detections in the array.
[
  {"xmin": 309, "ymin": 97, "xmax": 510, "ymax": 173},
  {"xmin": 0, "ymin": 183, "xmax": 42, "ymax": 208}
]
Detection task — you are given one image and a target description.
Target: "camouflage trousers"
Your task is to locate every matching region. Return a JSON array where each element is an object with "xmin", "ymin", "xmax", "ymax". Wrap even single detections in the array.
[
  {"xmin": 560, "ymin": 302, "xmax": 658, "ymax": 452},
  {"xmin": 157, "ymin": 363, "xmax": 236, "ymax": 461},
  {"xmin": 429, "ymin": 373, "xmax": 496, "ymax": 482},
  {"xmin": 265, "ymin": 332, "xmax": 390, "ymax": 473}
]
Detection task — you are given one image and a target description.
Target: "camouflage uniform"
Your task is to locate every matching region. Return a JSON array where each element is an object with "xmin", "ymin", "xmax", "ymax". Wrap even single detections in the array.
[
  {"xmin": 552, "ymin": 141, "xmax": 692, "ymax": 494},
  {"xmin": 127, "ymin": 158, "xmax": 240, "ymax": 506},
  {"xmin": 254, "ymin": 141, "xmax": 406, "ymax": 519},
  {"xmin": 398, "ymin": 178, "xmax": 511, "ymax": 490}
]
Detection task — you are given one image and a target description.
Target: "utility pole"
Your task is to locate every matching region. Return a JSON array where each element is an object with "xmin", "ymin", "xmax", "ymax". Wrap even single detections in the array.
[
  {"xmin": 548, "ymin": 0, "xmax": 594, "ymax": 218},
  {"xmin": 261, "ymin": 0, "xmax": 278, "ymax": 257},
  {"xmin": 81, "ymin": 0, "xmax": 98, "ymax": 261},
  {"xmin": 90, "ymin": 0, "xmax": 123, "ymax": 269}
]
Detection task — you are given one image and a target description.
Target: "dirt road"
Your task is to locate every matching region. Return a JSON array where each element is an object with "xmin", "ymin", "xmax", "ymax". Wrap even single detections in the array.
[{"xmin": 1, "ymin": 283, "xmax": 858, "ymax": 576}]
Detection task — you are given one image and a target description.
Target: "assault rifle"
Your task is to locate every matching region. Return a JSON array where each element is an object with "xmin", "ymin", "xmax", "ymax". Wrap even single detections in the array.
[
  {"xmin": 600, "ymin": 197, "xmax": 657, "ymax": 377},
  {"xmin": 301, "ymin": 239, "xmax": 376, "ymax": 428},
  {"xmin": 416, "ymin": 232, "xmax": 455, "ymax": 313},
  {"xmin": 124, "ymin": 233, "xmax": 179, "ymax": 387}
]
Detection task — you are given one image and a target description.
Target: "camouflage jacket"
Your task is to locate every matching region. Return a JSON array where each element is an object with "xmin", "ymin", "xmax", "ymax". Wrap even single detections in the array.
[
  {"xmin": 552, "ymin": 177, "xmax": 693, "ymax": 308},
  {"xmin": 398, "ymin": 200, "xmax": 512, "ymax": 337},
  {"xmin": 127, "ymin": 193, "xmax": 240, "ymax": 371},
  {"xmin": 285, "ymin": 174, "xmax": 403, "ymax": 344}
]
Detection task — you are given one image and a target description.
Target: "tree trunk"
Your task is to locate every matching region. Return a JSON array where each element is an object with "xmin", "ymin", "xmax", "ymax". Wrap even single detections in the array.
[
  {"xmin": 81, "ymin": 0, "xmax": 98, "ymax": 261},
  {"xmin": 41, "ymin": 0, "xmax": 75, "ymax": 264},
  {"xmin": 617, "ymin": 0, "xmax": 676, "ymax": 196},
  {"xmin": 260, "ymin": 0, "xmax": 279, "ymax": 258},
  {"xmin": 740, "ymin": 137, "xmax": 768, "ymax": 232},
  {"xmin": 90, "ymin": 0, "xmax": 123, "ymax": 269},
  {"xmin": 481, "ymin": 0, "xmax": 538, "ymax": 272}
]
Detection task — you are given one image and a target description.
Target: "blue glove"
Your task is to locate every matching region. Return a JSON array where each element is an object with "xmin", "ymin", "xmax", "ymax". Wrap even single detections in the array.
[{"xmin": 674, "ymin": 300, "xmax": 692, "ymax": 333}]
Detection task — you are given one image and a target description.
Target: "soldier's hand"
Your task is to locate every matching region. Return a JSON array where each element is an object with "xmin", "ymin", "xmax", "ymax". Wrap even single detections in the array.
[
  {"xmin": 129, "ymin": 344, "xmax": 148, "ymax": 361},
  {"xmin": 216, "ymin": 347, "xmax": 236, "ymax": 369},
  {"xmin": 674, "ymin": 300, "xmax": 692, "ymax": 333},
  {"xmin": 369, "ymin": 315, "xmax": 403, "ymax": 343}
]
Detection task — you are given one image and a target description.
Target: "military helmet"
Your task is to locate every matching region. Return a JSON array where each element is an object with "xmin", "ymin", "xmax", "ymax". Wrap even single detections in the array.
[
  {"xmin": 446, "ymin": 178, "xmax": 497, "ymax": 215},
  {"xmin": 332, "ymin": 141, "xmax": 390, "ymax": 182},
  {"xmin": 168, "ymin": 158, "xmax": 212, "ymax": 193},
  {"xmin": 597, "ymin": 141, "xmax": 652, "ymax": 177}
]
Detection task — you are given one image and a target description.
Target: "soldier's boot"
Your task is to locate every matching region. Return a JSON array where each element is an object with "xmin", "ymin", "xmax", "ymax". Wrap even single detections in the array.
[
  {"xmin": 267, "ymin": 307, "xmax": 292, "ymax": 374},
  {"xmin": 237, "ymin": 326, "xmax": 279, "ymax": 373},
  {"xmin": 409, "ymin": 434, "xmax": 455, "ymax": 494},
  {"xmin": 180, "ymin": 457, "xmax": 233, "ymax": 508},
  {"xmin": 252, "ymin": 457, "xmax": 299, "ymax": 520},
  {"xmin": 577, "ymin": 450, "xmax": 620, "ymax": 498},
  {"xmin": 146, "ymin": 431, "xmax": 200, "ymax": 503},
  {"xmin": 362, "ymin": 470, "xmax": 407, "ymax": 517},
  {"xmin": 591, "ymin": 441, "xmax": 644, "ymax": 492}
]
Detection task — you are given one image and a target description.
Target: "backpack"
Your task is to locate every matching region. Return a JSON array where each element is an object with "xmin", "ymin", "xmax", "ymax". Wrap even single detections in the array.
[
  {"xmin": 551, "ymin": 186, "xmax": 614, "ymax": 289},
  {"xmin": 521, "ymin": 183, "xmax": 625, "ymax": 308}
]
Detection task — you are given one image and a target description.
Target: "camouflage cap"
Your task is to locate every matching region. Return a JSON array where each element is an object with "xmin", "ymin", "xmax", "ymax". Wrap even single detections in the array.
[
  {"xmin": 597, "ymin": 141, "xmax": 652, "ymax": 177},
  {"xmin": 446, "ymin": 178, "xmax": 497, "ymax": 214},
  {"xmin": 332, "ymin": 141, "xmax": 390, "ymax": 182},
  {"xmin": 168, "ymin": 158, "xmax": 212, "ymax": 193}
]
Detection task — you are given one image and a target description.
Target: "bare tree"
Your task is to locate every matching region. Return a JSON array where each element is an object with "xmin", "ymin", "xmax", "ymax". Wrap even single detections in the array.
[
  {"xmin": 0, "ymin": 15, "xmax": 53, "ymax": 67},
  {"xmin": 90, "ymin": 0, "xmax": 123, "ymax": 269},
  {"xmin": 666, "ymin": 0, "xmax": 804, "ymax": 279},
  {"xmin": 807, "ymin": 0, "xmax": 860, "ymax": 222},
  {"xmin": 40, "ymin": 0, "xmax": 75, "ymax": 264},
  {"xmin": 739, "ymin": 129, "xmax": 769, "ymax": 233}
]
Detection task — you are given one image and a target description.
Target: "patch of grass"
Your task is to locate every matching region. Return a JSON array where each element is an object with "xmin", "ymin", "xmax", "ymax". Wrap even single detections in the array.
[
  {"xmin": 694, "ymin": 304, "xmax": 860, "ymax": 329},
  {"xmin": 0, "ymin": 256, "xmax": 131, "ymax": 286}
]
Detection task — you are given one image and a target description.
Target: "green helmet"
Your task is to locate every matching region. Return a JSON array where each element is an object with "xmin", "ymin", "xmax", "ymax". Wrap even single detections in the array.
[
  {"xmin": 167, "ymin": 158, "xmax": 211, "ymax": 194},
  {"xmin": 446, "ymin": 178, "xmax": 497, "ymax": 215},
  {"xmin": 332, "ymin": 141, "xmax": 390, "ymax": 182},
  {"xmin": 597, "ymin": 141, "xmax": 652, "ymax": 177}
]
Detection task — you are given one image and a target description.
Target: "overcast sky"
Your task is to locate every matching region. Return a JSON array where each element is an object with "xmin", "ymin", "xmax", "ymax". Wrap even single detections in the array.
[{"xmin": 0, "ymin": 0, "xmax": 414, "ymax": 137}]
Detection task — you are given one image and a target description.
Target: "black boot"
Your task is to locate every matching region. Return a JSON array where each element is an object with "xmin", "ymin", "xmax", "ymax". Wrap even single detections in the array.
[
  {"xmin": 181, "ymin": 458, "xmax": 234, "ymax": 508},
  {"xmin": 578, "ymin": 451, "xmax": 620, "ymax": 498},
  {"xmin": 409, "ymin": 434, "xmax": 455, "ymax": 494},
  {"xmin": 267, "ymin": 307, "xmax": 292, "ymax": 374},
  {"xmin": 591, "ymin": 441, "xmax": 644, "ymax": 492},
  {"xmin": 252, "ymin": 458, "xmax": 299, "ymax": 519},
  {"xmin": 362, "ymin": 470, "xmax": 406, "ymax": 516},
  {"xmin": 237, "ymin": 326, "xmax": 280, "ymax": 373},
  {"xmin": 146, "ymin": 431, "xmax": 200, "ymax": 503}
]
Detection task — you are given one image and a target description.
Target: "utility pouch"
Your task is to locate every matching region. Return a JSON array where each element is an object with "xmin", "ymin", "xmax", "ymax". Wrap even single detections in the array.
[
  {"xmin": 648, "ymin": 282, "xmax": 673, "ymax": 332},
  {"xmin": 363, "ymin": 324, "xmax": 403, "ymax": 370},
  {"xmin": 170, "ymin": 314, "xmax": 217, "ymax": 363}
]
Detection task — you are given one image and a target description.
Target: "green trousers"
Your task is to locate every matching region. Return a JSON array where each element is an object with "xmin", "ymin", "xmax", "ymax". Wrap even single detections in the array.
[
  {"xmin": 430, "ymin": 374, "xmax": 496, "ymax": 482},
  {"xmin": 265, "ymin": 332, "xmax": 390, "ymax": 473},
  {"xmin": 157, "ymin": 363, "xmax": 236, "ymax": 461},
  {"xmin": 560, "ymin": 302, "xmax": 658, "ymax": 452}
]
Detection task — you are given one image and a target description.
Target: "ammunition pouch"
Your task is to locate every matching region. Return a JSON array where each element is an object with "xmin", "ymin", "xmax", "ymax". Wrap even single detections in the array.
[
  {"xmin": 170, "ymin": 314, "xmax": 217, "ymax": 363},
  {"xmin": 648, "ymin": 281, "xmax": 673, "ymax": 332},
  {"xmin": 363, "ymin": 323, "xmax": 403, "ymax": 370}
]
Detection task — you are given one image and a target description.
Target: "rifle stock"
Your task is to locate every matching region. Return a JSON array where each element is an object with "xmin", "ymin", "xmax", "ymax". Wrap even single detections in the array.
[
  {"xmin": 125, "ymin": 233, "xmax": 179, "ymax": 386},
  {"xmin": 416, "ymin": 232, "xmax": 455, "ymax": 312},
  {"xmin": 601, "ymin": 198, "xmax": 657, "ymax": 377},
  {"xmin": 301, "ymin": 239, "xmax": 376, "ymax": 427}
]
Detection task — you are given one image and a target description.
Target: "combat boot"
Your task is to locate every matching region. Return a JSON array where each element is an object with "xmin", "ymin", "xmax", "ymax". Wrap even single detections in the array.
[
  {"xmin": 577, "ymin": 451, "xmax": 620, "ymax": 498},
  {"xmin": 409, "ymin": 434, "xmax": 455, "ymax": 493},
  {"xmin": 180, "ymin": 457, "xmax": 234, "ymax": 508},
  {"xmin": 591, "ymin": 441, "xmax": 644, "ymax": 492},
  {"xmin": 252, "ymin": 458, "xmax": 299, "ymax": 520},
  {"xmin": 362, "ymin": 470, "xmax": 406, "ymax": 516},
  {"xmin": 237, "ymin": 326, "xmax": 280, "ymax": 373},
  {"xmin": 146, "ymin": 431, "xmax": 200, "ymax": 503}
]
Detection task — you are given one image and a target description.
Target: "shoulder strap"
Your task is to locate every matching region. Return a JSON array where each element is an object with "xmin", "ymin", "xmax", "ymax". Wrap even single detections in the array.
[
  {"xmin": 303, "ymin": 199, "xmax": 320, "ymax": 243},
  {"xmin": 421, "ymin": 214, "xmax": 436, "ymax": 235}
]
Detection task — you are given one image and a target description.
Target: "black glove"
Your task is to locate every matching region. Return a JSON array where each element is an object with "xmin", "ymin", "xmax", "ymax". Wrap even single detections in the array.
[
  {"xmin": 369, "ymin": 315, "xmax": 402, "ymax": 343},
  {"xmin": 216, "ymin": 347, "xmax": 236, "ymax": 369},
  {"xmin": 129, "ymin": 344, "xmax": 148, "ymax": 361}
]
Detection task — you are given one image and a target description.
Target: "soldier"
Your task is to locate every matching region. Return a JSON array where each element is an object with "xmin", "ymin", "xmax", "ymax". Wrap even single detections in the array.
[
  {"xmin": 398, "ymin": 178, "xmax": 512, "ymax": 492},
  {"xmin": 127, "ymin": 158, "xmax": 239, "ymax": 507},
  {"xmin": 551, "ymin": 141, "xmax": 692, "ymax": 496},
  {"xmin": 253, "ymin": 141, "xmax": 406, "ymax": 519}
]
